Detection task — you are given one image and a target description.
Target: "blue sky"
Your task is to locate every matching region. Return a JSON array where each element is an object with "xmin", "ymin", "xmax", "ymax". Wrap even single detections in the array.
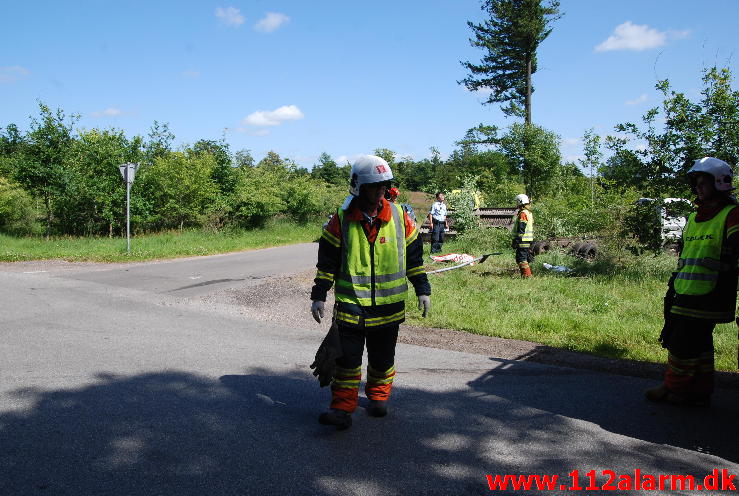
[{"xmin": 1, "ymin": 1, "xmax": 737, "ymax": 169}]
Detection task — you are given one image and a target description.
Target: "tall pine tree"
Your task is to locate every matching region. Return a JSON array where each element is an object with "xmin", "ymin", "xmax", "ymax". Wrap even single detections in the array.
[{"xmin": 460, "ymin": 0, "xmax": 561, "ymax": 125}]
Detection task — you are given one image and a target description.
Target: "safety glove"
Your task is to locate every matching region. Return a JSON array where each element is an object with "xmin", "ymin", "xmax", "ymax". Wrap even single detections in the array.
[
  {"xmin": 511, "ymin": 237, "xmax": 520, "ymax": 249},
  {"xmin": 311, "ymin": 300, "xmax": 325, "ymax": 323},
  {"xmin": 417, "ymin": 295, "xmax": 430, "ymax": 318},
  {"xmin": 310, "ymin": 319, "xmax": 343, "ymax": 387}
]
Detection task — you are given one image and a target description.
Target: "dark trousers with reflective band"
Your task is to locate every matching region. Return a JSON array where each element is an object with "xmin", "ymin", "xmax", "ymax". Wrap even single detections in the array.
[
  {"xmin": 330, "ymin": 323, "xmax": 399, "ymax": 413},
  {"xmin": 431, "ymin": 220, "xmax": 445, "ymax": 253},
  {"xmin": 662, "ymin": 316, "xmax": 715, "ymax": 399},
  {"xmin": 515, "ymin": 247, "xmax": 534, "ymax": 273},
  {"xmin": 515, "ymin": 247, "xmax": 534, "ymax": 264}
]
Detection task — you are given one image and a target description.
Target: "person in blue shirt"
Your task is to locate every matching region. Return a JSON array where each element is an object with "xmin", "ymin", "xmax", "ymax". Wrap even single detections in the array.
[{"xmin": 427, "ymin": 193, "xmax": 448, "ymax": 254}]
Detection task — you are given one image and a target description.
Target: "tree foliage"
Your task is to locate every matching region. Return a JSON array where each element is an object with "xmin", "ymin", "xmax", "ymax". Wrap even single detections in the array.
[
  {"xmin": 605, "ymin": 66, "xmax": 739, "ymax": 197},
  {"xmin": 0, "ymin": 176, "xmax": 39, "ymax": 235},
  {"xmin": 460, "ymin": 0, "xmax": 561, "ymax": 124},
  {"xmin": 311, "ymin": 152, "xmax": 348, "ymax": 187},
  {"xmin": 499, "ymin": 122, "xmax": 561, "ymax": 198},
  {"xmin": 12, "ymin": 103, "xmax": 78, "ymax": 236}
]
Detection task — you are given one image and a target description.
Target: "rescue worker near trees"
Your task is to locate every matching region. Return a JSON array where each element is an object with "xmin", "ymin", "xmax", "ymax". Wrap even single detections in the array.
[
  {"xmin": 512, "ymin": 194, "xmax": 534, "ymax": 278},
  {"xmin": 646, "ymin": 157, "xmax": 739, "ymax": 407},
  {"xmin": 310, "ymin": 155, "xmax": 431, "ymax": 429}
]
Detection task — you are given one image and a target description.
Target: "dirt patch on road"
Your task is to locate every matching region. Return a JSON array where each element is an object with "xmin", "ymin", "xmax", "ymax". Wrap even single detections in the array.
[{"xmin": 203, "ymin": 270, "xmax": 739, "ymax": 389}]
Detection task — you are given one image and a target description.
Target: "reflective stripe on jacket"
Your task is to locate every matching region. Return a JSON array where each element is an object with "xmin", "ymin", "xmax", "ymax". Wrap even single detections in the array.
[
  {"xmin": 674, "ymin": 205, "xmax": 735, "ymax": 296},
  {"xmin": 335, "ymin": 203, "xmax": 408, "ymax": 307}
]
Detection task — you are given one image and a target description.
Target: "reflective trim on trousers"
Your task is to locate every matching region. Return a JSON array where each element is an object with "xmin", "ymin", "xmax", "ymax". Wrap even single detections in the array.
[
  {"xmin": 366, "ymin": 365, "xmax": 396, "ymax": 401},
  {"xmin": 670, "ymin": 305, "xmax": 734, "ymax": 321}
]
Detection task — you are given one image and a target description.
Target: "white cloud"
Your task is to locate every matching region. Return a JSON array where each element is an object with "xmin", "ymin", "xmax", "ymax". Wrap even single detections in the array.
[
  {"xmin": 90, "ymin": 108, "xmax": 122, "ymax": 118},
  {"xmin": 215, "ymin": 6, "xmax": 244, "ymax": 27},
  {"xmin": 0, "ymin": 65, "xmax": 30, "ymax": 83},
  {"xmin": 182, "ymin": 69, "xmax": 200, "ymax": 78},
  {"xmin": 243, "ymin": 105, "xmax": 304, "ymax": 127},
  {"xmin": 255, "ymin": 12, "xmax": 289, "ymax": 33},
  {"xmin": 626, "ymin": 93, "xmax": 648, "ymax": 106},
  {"xmin": 563, "ymin": 137, "xmax": 580, "ymax": 146},
  {"xmin": 596, "ymin": 21, "xmax": 671, "ymax": 52},
  {"xmin": 668, "ymin": 29, "xmax": 691, "ymax": 41},
  {"xmin": 335, "ymin": 155, "xmax": 351, "ymax": 165}
]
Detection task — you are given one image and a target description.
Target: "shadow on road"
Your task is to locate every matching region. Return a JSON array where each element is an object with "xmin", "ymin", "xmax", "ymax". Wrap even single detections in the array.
[
  {"xmin": 1, "ymin": 366, "xmax": 736, "ymax": 496},
  {"xmin": 469, "ymin": 357, "xmax": 739, "ymax": 463}
]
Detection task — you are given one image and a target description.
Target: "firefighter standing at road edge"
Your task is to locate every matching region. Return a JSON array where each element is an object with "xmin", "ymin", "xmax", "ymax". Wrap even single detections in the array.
[{"xmin": 646, "ymin": 157, "xmax": 739, "ymax": 406}]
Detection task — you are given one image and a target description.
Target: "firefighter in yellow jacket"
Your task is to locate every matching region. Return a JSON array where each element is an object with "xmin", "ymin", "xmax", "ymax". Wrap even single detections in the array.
[
  {"xmin": 646, "ymin": 157, "xmax": 739, "ymax": 406},
  {"xmin": 310, "ymin": 155, "xmax": 431, "ymax": 429},
  {"xmin": 512, "ymin": 194, "xmax": 534, "ymax": 278}
]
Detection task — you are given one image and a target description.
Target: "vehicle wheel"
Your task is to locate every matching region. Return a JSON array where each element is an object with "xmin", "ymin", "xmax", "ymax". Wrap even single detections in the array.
[
  {"xmin": 570, "ymin": 242, "xmax": 585, "ymax": 256},
  {"xmin": 531, "ymin": 241, "xmax": 542, "ymax": 255},
  {"xmin": 579, "ymin": 243, "xmax": 597, "ymax": 259}
]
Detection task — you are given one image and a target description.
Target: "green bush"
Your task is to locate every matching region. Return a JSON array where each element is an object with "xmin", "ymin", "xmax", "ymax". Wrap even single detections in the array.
[
  {"xmin": 446, "ymin": 176, "xmax": 480, "ymax": 233},
  {"xmin": 283, "ymin": 179, "xmax": 343, "ymax": 223},
  {"xmin": 533, "ymin": 187, "xmax": 640, "ymax": 240},
  {"xmin": 135, "ymin": 152, "xmax": 219, "ymax": 231},
  {"xmin": 0, "ymin": 177, "xmax": 41, "ymax": 235},
  {"xmin": 229, "ymin": 167, "xmax": 286, "ymax": 228}
]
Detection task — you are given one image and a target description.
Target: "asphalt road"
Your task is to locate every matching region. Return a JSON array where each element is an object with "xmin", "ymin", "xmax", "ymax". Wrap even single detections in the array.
[{"xmin": 1, "ymin": 243, "xmax": 738, "ymax": 496}]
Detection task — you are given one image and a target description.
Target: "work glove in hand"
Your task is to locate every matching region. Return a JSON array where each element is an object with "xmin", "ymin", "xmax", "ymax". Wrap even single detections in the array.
[
  {"xmin": 417, "ymin": 295, "xmax": 430, "ymax": 318},
  {"xmin": 310, "ymin": 320, "xmax": 342, "ymax": 387},
  {"xmin": 311, "ymin": 300, "xmax": 325, "ymax": 323},
  {"xmin": 511, "ymin": 237, "xmax": 520, "ymax": 249}
]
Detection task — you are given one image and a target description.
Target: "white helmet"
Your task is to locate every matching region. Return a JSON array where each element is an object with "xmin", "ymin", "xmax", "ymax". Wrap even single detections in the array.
[
  {"xmin": 688, "ymin": 157, "xmax": 734, "ymax": 192},
  {"xmin": 349, "ymin": 155, "xmax": 393, "ymax": 196},
  {"xmin": 514, "ymin": 193, "xmax": 530, "ymax": 206}
]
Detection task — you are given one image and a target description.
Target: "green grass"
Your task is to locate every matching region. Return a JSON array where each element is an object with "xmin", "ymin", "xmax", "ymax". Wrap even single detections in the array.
[
  {"xmin": 0, "ymin": 220, "xmax": 320, "ymax": 262},
  {"xmin": 406, "ymin": 240, "xmax": 738, "ymax": 372}
]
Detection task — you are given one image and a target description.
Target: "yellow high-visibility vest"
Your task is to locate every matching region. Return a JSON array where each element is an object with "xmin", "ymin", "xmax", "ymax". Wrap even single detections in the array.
[
  {"xmin": 674, "ymin": 205, "xmax": 735, "ymax": 296},
  {"xmin": 513, "ymin": 208, "xmax": 534, "ymax": 247},
  {"xmin": 335, "ymin": 203, "xmax": 408, "ymax": 307}
]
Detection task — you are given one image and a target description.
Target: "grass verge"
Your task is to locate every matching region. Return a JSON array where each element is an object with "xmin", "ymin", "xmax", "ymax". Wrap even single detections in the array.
[
  {"xmin": 405, "ymin": 236, "xmax": 738, "ymax": 372},
  {"xmin": 0, "ymin": 220, "xmax": 319, "ymax": 263}
]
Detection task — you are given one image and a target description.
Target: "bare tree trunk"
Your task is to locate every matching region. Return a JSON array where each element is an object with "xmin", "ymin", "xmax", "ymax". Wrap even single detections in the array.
[
  {"xmin": 524, "ymin": 57, "xmax": 532, "ymax": 196},
  {"xmin": 44, "ymin": 195, "xmax": 52, "ymax": 240},
  {"xmin": 109, "ymin": 223, "xmax": 113, "ymax": 238}
]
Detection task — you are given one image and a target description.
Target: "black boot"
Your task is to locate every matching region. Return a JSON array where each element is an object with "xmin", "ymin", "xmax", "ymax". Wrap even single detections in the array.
[
  {"xmin": 318, "ymin": 409, "xmax": 352, "ymax": 430},
  {"xmin": 367, "ymin": 400, "xmax": 388, "ymax": 417}
]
